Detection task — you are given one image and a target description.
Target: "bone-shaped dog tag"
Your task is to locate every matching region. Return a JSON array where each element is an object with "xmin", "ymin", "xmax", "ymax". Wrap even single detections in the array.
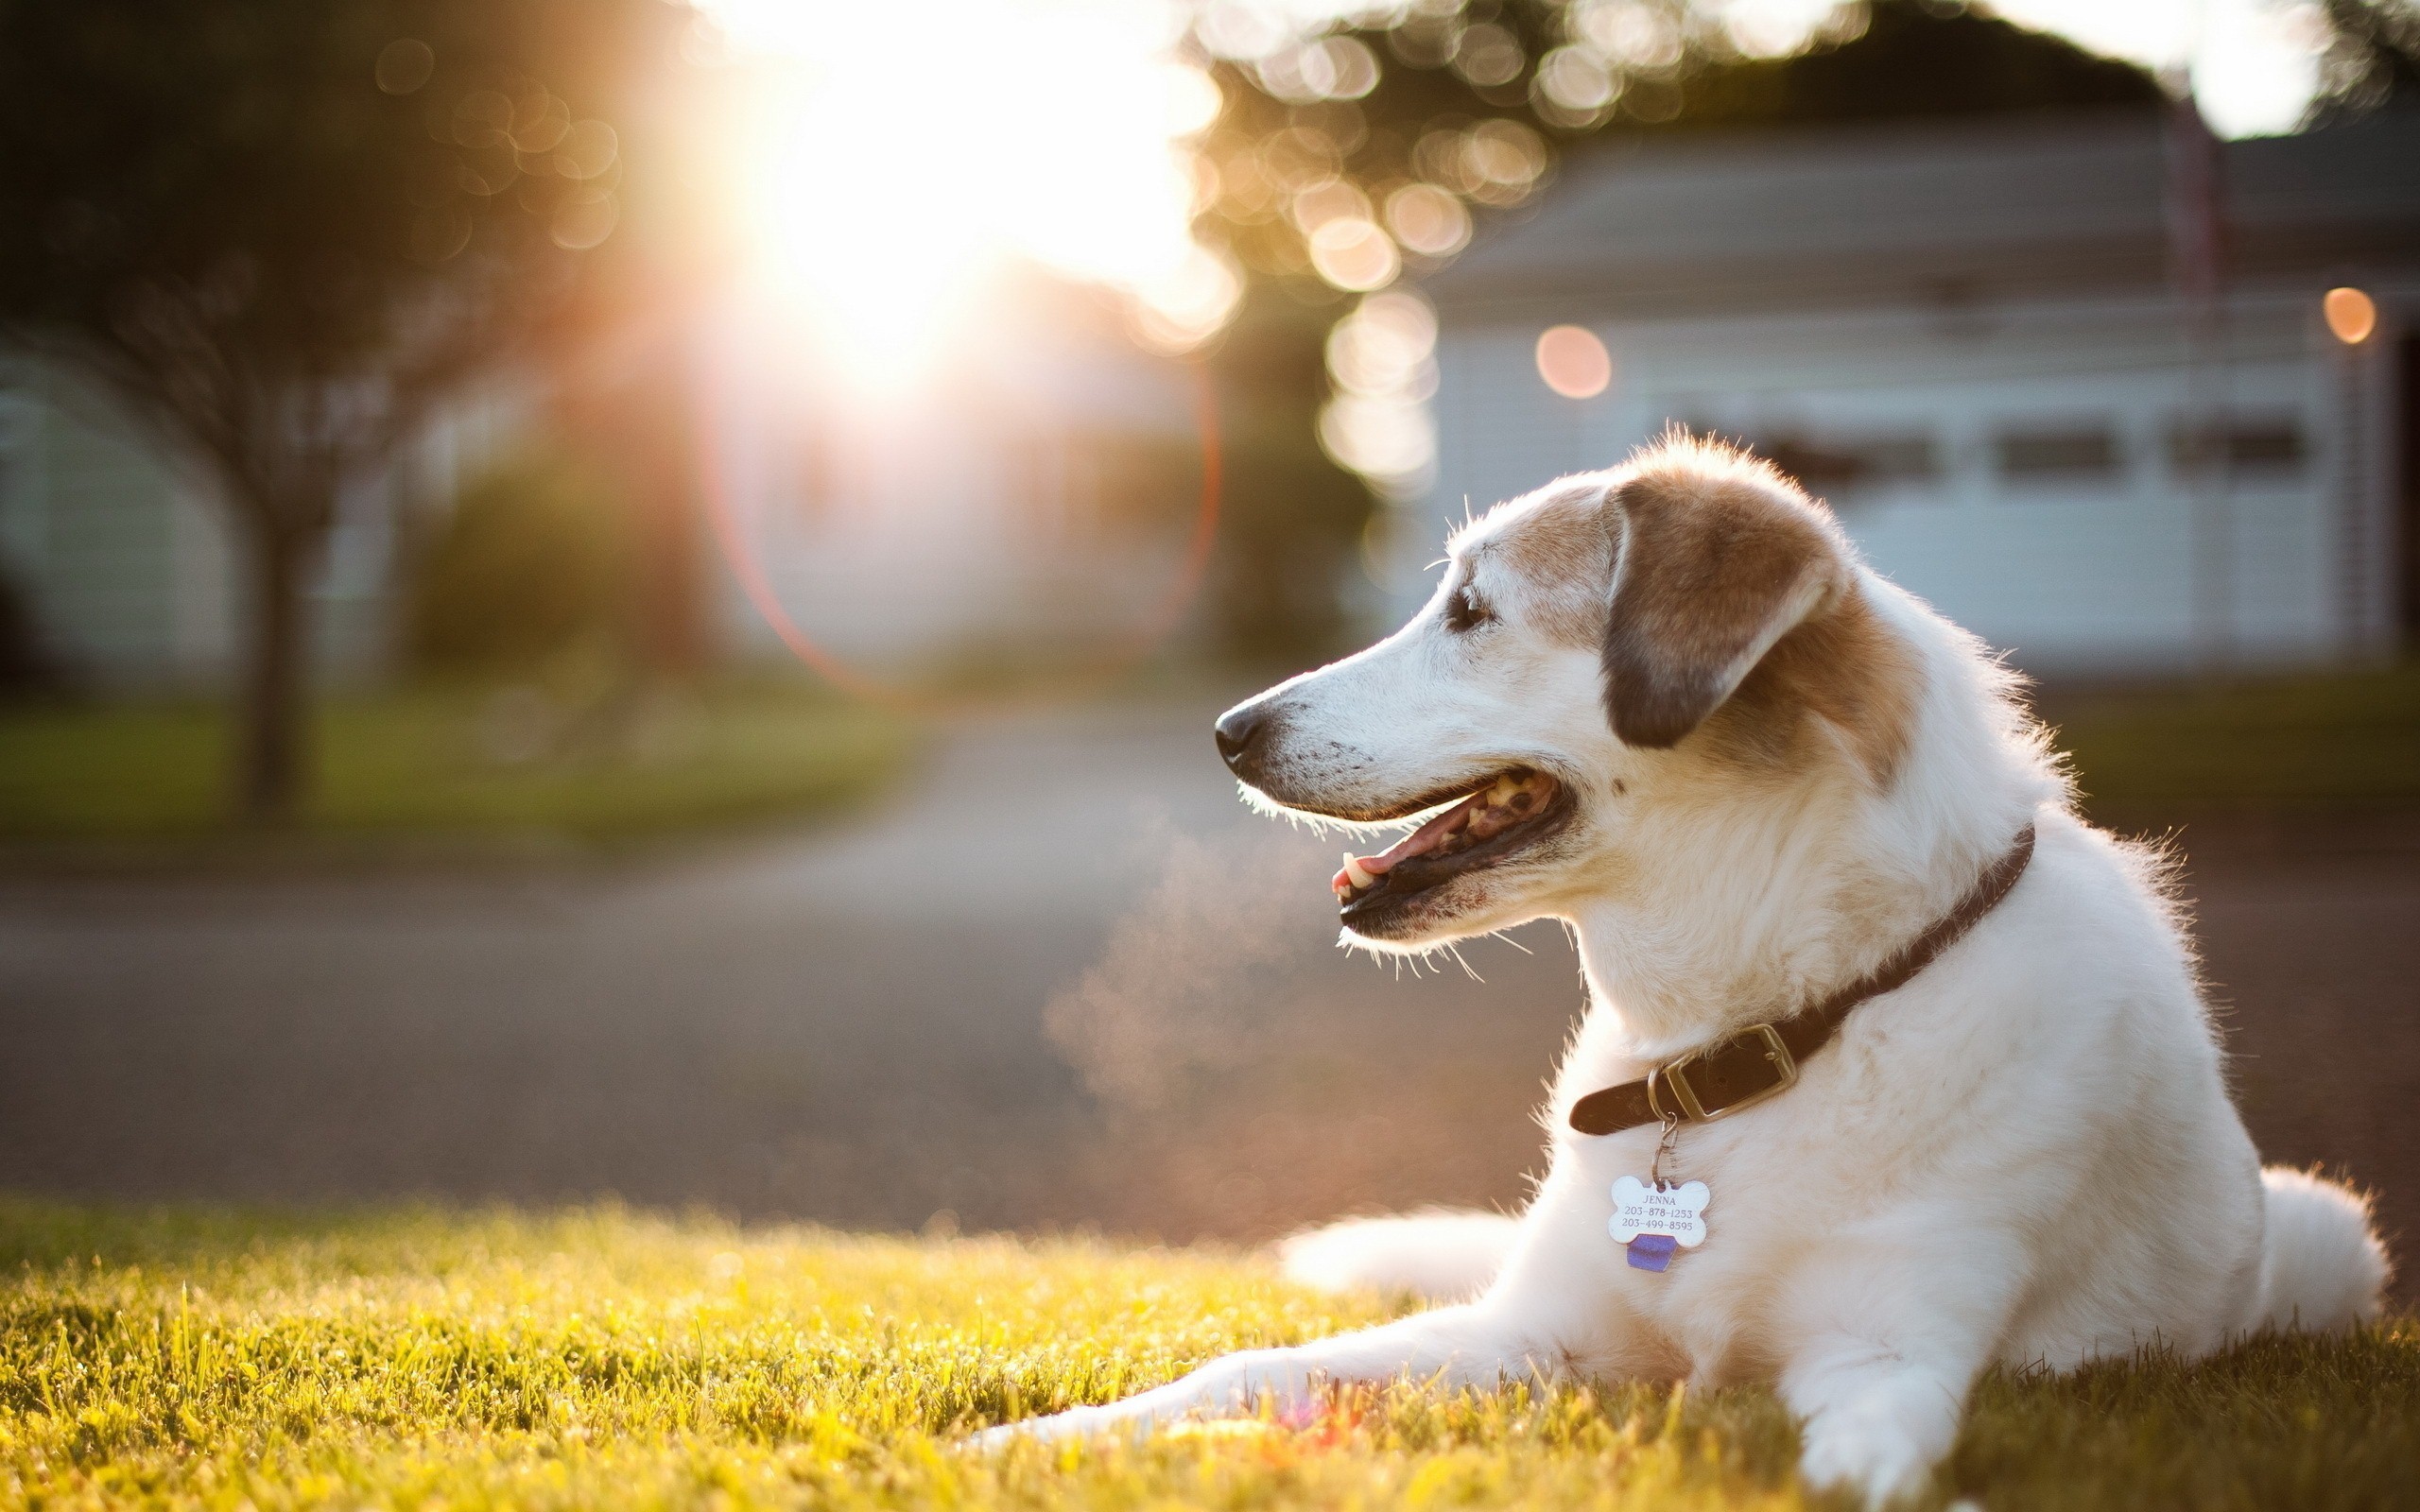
[{"xmin": 1610, "ymin": 1176, "xmax": 1709, "ymax": 1272}]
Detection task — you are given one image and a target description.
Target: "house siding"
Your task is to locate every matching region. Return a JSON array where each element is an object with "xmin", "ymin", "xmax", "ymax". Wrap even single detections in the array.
[
  {"xmin": 24, "ymin": 376, "xmax": 182, "ymax": 683},
  {"xmin": 1403, "ymin": 112, "xmax": 2419, "ymax": 675}
]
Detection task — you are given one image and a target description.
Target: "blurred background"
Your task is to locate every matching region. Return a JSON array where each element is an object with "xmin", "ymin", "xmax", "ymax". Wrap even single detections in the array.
[{"xmin": 0, "ymin": 0, "xmax": 2415, "ymax": 1296}]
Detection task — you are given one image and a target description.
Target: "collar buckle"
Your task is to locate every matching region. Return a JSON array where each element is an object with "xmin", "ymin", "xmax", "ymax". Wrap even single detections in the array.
[{"xmin": 1646, "ymin": 1022, "xmax": 1799, "ymax": 1123}]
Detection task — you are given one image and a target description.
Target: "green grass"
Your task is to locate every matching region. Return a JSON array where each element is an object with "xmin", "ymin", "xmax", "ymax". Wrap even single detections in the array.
[
  {"xmin": 0, "ymin": 681, "xmax": 913, "ymax": 850},
  {"xmin": 2049, "ymin": 662, "xmax": 2420, "ymax": 818},
  {"xmin": 0, "ymin": 1203, "xmax": 2412, "ymax": 1511}
]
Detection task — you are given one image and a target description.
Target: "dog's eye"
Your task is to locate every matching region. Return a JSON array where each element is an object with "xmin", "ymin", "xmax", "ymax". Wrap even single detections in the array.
[{"xmin": 1444, "ymin": 585, "xmax": 1494, "ymax": 633}]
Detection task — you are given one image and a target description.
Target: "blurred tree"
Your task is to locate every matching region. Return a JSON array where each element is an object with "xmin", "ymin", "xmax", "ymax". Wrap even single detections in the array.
[
  {"xmin": 0, "ymin": 0, "xmax": 681, "ymax": 822},
  {"xmin": 403, "ymin": 444, "xmax": 633, "ymax": 676},
  {"xmin": 549, "ymin": 366, "xmax": 716, "ymax": 682},
  {"xmin": 0, "ymin": 562, "xmax": 60, "ymax": 700},
  {"xmin": 1208, "ymin": 296, "xmax": 1376, "ymax": 663},
  {"xmin": 1198, "ymin": 2, "xmax": 2165, "ymax": 298},
  {"xmin": 2312, "ymin": 0, "xmax": 2420, "ymax": 119}
]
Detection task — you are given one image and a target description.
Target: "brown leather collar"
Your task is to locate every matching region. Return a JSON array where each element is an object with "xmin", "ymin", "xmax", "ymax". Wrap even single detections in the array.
[{"xmin": 1567, "ymin": 823, "xmax": 2037, "ymax": 1137}]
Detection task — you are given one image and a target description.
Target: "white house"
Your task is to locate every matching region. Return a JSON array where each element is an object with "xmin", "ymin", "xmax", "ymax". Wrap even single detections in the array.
[{"xmin": 1400, "ymin": 107, "xmax": 2420, "ymax": 673}]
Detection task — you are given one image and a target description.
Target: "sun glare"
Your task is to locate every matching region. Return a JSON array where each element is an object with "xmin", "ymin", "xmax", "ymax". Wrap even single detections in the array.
[
  {"xmin": 701, "ymin": 0, "xmax": 1236, "ymax": 394},
  {"xmin": 693, "ymin": 0, "xmax": 2337, "ymax": 405}
]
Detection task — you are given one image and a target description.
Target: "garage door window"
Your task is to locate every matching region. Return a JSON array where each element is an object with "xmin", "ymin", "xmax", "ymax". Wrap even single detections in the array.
[{"xmin": 1995, "ymin": 426, "xmax": 2120, "ymax": 483}]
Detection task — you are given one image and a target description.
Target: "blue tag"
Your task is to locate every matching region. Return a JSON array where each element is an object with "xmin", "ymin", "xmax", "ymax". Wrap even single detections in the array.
[{"xmin": 1626, "ymin": 1233, "xmax": 1678, "ymax": 1272}]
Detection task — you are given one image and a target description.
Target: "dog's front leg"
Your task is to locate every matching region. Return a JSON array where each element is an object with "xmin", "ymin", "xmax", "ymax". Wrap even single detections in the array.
[
  {"xmin": 1775, "ymin": 1235, "xmax": 2020, "ymax": 1507},
  {"xmin": 974, "ymin": 1300, "xmax": 1557, "ymax": 1449}
]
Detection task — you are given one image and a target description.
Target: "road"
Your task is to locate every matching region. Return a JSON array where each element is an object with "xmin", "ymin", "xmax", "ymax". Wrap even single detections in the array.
[{"xmin": 2, "ymin": 696, "xmax": 2412, "ymax": 1297}]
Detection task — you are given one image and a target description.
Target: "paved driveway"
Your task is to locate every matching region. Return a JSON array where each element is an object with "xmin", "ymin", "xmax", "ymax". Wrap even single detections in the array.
[{"xmin": 2, "ymin": 696, "xmax": 2411, "ymax": 1297}]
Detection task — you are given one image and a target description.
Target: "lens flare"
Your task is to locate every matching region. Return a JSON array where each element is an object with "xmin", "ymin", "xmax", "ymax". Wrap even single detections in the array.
[{"xmin": 695, "ymin": 333, "xmax": 1224, "ymax": 713}]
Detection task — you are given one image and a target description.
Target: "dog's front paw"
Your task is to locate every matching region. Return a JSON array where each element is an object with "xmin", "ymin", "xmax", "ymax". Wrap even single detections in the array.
[{"xmin": 1796, "ymin": 1406, "xmax": 1934, "ymax": 1508}]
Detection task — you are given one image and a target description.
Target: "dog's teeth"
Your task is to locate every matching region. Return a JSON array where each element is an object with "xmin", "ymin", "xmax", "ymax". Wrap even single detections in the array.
[
  {"xmin": 1490, "ymin": 776, "xmax": 1520, "ymax": 804},
  {"xmin": 1341, "ymin": 853, "xmax": 1375, "ymax": 890}
]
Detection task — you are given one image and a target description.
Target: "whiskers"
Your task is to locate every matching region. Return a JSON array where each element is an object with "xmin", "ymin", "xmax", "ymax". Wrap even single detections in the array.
[
  {"xmin": 1334, "ymin": 929, "xmax": 1489, "ymax": 984},
  {"xmin": 1239, "ymin": 782, "xmax": 1409, "ymax": 843}
]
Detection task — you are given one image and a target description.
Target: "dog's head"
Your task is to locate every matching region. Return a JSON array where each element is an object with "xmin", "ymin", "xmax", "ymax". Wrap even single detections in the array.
[{"xmin": 1215, "ymin": 436, "xmax": 1922, "ymax": 950}]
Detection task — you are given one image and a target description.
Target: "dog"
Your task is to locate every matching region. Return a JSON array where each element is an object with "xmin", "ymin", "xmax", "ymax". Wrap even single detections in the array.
[{"xmin": 980, "ymin": 436, "xmax": 2390, "ymax": 1504}]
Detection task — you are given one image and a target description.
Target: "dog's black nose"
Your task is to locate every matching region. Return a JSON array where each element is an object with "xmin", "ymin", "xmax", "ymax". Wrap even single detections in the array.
[{"xmin": 1214, "ymin": 703, "xmax": 1271, "ymax": 779}]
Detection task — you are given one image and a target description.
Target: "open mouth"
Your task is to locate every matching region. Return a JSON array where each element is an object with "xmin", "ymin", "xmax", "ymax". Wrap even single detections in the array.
[{"xmin": 1331, "ymin": 768, "xmax": 1566, "ymax": 920}]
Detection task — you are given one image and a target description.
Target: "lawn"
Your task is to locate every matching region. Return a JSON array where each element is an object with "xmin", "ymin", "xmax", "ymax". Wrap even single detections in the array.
[
  {"xmin": 0, "ymin": 1203, "xmax": 2412, "ymax": 1511},
  {"xmin": 0, "ymin": 681, "xmax": 913, "ymax": 851},
  {"xmin": 2048, "ymin": 661, "xmax": 2420, "ymax": 819}
]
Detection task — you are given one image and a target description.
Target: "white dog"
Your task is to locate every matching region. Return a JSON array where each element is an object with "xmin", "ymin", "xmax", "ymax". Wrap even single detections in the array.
[{"xmin": 983, "ymin": 436, "xmax": 2389, "ymax": 1504}]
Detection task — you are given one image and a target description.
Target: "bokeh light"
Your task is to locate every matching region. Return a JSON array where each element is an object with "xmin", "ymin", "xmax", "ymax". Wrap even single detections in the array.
[
  {"xmin": 372, "ymin": 39, "xmax": 436, "ymax": 95},
  {"xmin": 1309, "ymin": 217, "xmax": 1400, "ymax": 292},
  {"xmin": 1291, "ymin": 178, "xmax": 1372, "ymax": 235},
  {"xmin": 1534, "ymin": 45, "xmax": 1620, "ymax": 125},
  {"xmin": 1536, "ymin": 324, "xmax": 1613, "ymax": 399},
  {"xmin": 551, "ymin": 192, "xmax": 619, "ymax": 250},
  {"xmin": 1718, "ymin": 0, "xmax": 1856, "ymax": 57},
  {"xmin": 1253, "ymin": 34, "xmax": 1379, "ymax": 102},
  {"xmin": 1385, "ymin": 183, "xmax": 1473, "ymax": 259},
  {"xmin": 1450, "ymin": 21, "xmax": 1527, "ymax": 87},
  {"xmin": 1413, "ymin": 118, "xmax": 1548, "ymax": 208},
  {"xmin": 1574, "ymin": 0, "xmax": 1687, "ymax": 70},
  {"xmin": 2324, "ymin": 286, "xmax": 2377, "ymax": 345},
  {"xmin": 1319, "ymin": 291, "xmax": 1439, "ymax": 496}
]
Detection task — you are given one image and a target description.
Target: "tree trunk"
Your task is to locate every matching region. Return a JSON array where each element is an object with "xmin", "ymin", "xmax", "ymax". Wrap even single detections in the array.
[{"xmin": 235, "ymin": 513, "xmax": 318, "ymax": 826}]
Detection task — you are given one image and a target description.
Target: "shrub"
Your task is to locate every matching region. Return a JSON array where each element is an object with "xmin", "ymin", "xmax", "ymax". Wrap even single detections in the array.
[{"xmin": 404, "ymin": 445, "xmax": 636, "ymax": 676}]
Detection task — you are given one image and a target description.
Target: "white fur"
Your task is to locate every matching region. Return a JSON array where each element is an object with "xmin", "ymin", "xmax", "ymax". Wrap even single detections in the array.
[
  {"xmin": 1276, "ymin": 1211, "xmax": 1521, "ymax": 1302},
  {"xmin": 2253, "ymin": 1168, "xmax": 2391, "ymax": 1333},
  {"xmin": 978, "ymin": 449, "xmax": 2391, "ymax": 1505}
]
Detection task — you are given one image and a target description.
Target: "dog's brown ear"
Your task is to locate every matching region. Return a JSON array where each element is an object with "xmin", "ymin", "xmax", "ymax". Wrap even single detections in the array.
[{"xmin": 1600, "ymin": 450, "xmax": 1846, "ymax": 747}]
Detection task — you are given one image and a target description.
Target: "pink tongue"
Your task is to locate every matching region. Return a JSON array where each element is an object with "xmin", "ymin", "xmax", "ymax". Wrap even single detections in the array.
[
  {"xmin": 1374, "ymin": 796, "xmax": 1484, "ymax": 869},
  {"xmin": 1330, "ymin": 791, "xmax": 1488, "ymax": 896}
]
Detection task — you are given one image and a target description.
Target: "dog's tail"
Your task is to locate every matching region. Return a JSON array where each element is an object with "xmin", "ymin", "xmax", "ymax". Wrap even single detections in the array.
[
  {"xmin": 2251, "ymin": 1166, "xmax": 2391, "ymax": 1335},
  {"xmin": 1276, "ymin": 1209, "xmax": 1520, "ymax": 1302}
]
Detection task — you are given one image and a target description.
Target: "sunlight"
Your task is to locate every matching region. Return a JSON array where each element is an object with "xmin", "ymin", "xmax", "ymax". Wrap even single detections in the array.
[
  {"xmin": 1987, "ymin": 0, "xmax": 2329, "ymax": 136},
  {"xmin": 694, "ymin": 0, "xmax": 2336, "ymax": 405},
  {"xmin": 701, "ymin": 0, "xmax": 1235, "ymax": 394}
]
